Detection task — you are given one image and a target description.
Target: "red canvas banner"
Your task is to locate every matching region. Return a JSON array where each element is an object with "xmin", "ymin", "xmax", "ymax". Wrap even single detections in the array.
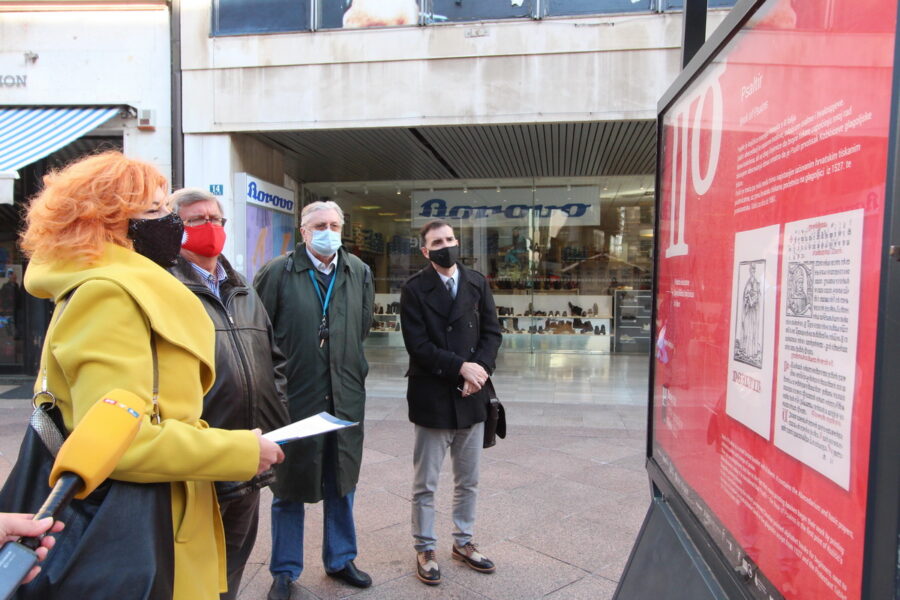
[{"xmin": 654, "ymin": 1, "xmax": 896, "ymax": 598}]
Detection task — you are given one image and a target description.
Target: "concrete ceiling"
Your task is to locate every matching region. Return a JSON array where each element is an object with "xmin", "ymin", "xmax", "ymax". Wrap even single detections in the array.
[{"xmin": 257, "ymin": 120, "xmax": 656, "ymax": 184}]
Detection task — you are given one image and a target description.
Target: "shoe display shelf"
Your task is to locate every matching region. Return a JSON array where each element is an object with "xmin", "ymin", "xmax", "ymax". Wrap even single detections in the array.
[
  {"xmin": 367, "ymin": 294, "xmax": 406, "ymax": 347},
  {"xmin": 494, "ymin": 294, "xmax": 613, "ymax": 353}
]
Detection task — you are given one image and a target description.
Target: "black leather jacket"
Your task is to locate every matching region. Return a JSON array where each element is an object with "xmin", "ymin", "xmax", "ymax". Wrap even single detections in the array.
[{"xmin": 169, "ymin": 255, "xmax": 290, "ymax": 501}]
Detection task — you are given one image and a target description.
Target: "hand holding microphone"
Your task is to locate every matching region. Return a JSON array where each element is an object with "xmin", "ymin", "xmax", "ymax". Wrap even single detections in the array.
[
  {"xmin": 0, "ymin": 515, "xmax": 63, "ymax": 584},
  {"xmin": 0, "ymin": 389, "xmax": 143, "ymax": 598}
]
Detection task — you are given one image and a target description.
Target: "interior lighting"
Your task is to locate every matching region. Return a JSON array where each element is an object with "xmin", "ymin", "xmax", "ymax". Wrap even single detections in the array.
[
  {"xmin": 496, "ymin": 186, "xmax": 501, "ymax": 193},
  {"xmin": 358, "ymin": 205, "xmax": 381, "ymax": 210},
  {"xmin": 378, "ymin": 212, "xmax": 398, "ymax": 216},
  {"xmin": 463, "ymin": 186, "xmax": 468, "ymax": 194},
  {"xmin": 363, "ymin": 186, "xmax": 369, "ymax": 195},
  {"xmin": 394, "ymin": 218, "xmax": 412, "ymax": 223}
]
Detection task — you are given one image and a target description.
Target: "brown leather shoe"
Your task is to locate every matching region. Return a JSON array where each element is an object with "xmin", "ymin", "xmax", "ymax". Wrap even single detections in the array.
[
  {"xmin": 451, "ymin": 542, "xmax": 495, "ymax": 573},
  {"xmin": 416, "ymin": 550, "xmax": 441, "ymax": 585}
]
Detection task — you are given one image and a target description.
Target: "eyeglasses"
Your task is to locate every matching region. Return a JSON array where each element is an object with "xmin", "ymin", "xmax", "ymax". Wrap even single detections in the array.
[{"xmin": 184, "ymin": 216, "xmax": 227, "ymax": 227}]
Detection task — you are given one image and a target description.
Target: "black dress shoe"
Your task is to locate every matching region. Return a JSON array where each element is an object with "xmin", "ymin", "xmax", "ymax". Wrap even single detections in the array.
[
  {"xmin": 267, "ymin": 573, "xmax": 292, "ymax": 600},
  {"xmin": 327, "ymin": 560, "xmax": 372, "ymax": 588}
]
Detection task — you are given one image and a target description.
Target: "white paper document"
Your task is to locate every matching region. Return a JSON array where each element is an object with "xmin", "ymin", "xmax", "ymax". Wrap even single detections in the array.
[
  {"xmin": 774, "ymin": 209, "xmax": 863, "ymax": 490},
  {"xmin": 726, "ymin": 224, "xmax": 780, "ymax": 440},
  {"xmin": 263, "ymin": 412, "xmax": 358, "ymax": 444}
]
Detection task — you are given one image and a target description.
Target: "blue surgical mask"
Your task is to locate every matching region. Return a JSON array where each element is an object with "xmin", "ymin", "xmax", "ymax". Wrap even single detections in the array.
[{"xmin": 309, "ymin": 229, "xmax": 342, "ymax": 256}]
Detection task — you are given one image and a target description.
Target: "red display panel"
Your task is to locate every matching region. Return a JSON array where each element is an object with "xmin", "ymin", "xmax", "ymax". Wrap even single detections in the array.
[{"xmin": 653, "ymin": 2, "xmax": 896, "ymax": 599}]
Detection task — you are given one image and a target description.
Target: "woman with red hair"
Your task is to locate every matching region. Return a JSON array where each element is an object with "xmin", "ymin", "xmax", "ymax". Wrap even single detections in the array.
[{"xmin": 15, "ymin": 151, "xmax": 283, "ymax": 599}]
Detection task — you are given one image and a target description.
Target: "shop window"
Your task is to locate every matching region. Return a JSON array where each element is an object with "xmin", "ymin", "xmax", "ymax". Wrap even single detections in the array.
[
  {"xmin": 545, "ymin": 0, "xmax": 653, "ymax": 17},
  {"xmin": 659, "ymin": 0, "xmax": 738, "ymax": 11},
  {"xmin": 213, "ymin": 0, "xmax": 311, "ymax": 36},
  {"xmin": 304, "ymin": 176, "xmax": 654, "ymax": 354},
  {"xmin": 317, "ymin": 0, "xmax": 420, "ymax": 29},
  {"xmin": 427, "ymin": 0, "xmax": 534, "ymax": 23}
]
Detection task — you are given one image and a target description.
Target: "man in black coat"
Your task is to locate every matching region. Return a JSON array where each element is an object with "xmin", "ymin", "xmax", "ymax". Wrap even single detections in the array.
[
  {"xmin": 168, "ymin": 188, "xmax": 289, "ymax": 600},
  {"xmin": 400, "ymin": 219, "xmax": 502, "ymax": 586}
]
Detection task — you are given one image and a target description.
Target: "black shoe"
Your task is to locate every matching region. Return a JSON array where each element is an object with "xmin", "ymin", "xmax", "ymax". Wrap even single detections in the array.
[
  {"xmin": 452, "ymin": 542, "xmax": 495, "ymax": 573},
  {"xmin": 267, "ymin": 573, "xmax": 292, "ymax": 600},
  {"xmin": 416, "ymin": 550, "xmax": 441, "ymax": 585},
  {"xmin": 327, "ymin": 560, "xmax": 372, "ymax": 588}
]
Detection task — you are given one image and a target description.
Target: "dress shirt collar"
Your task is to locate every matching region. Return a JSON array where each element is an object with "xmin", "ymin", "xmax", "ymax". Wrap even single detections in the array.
[{"xmin": 306, "ymin": 247, "xmax": 339, "ymax": 274}]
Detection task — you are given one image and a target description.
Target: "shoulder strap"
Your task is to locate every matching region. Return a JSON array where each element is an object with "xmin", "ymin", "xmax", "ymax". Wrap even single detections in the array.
[
  {"xmin": 149, "ymin": 332, "xmax": 160, "ymax": 424},
  {"xmin": 274, "ymin": 251, "xmax": 294, "ymax": 322},
  {"xmin": 35, "ymin": 294, "xmax": 72, "ymax": 407},
  {"xmin": 31, "ymin": 294, "xmax": 74, "ymax": 455}
]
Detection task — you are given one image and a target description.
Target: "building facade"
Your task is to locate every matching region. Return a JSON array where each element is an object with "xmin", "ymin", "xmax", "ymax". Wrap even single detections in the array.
[
  {"xmin": 180, "ymin": 0, "xmax": 735, "ymax": 355},
  {"xmin": 0, "ymin": 0, "xmax": 172, "ymax": 372}
]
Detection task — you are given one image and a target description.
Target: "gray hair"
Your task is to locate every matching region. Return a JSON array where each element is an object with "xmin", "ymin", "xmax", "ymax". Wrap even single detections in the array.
[
  {"xmin": 301, "ymin": 200, "xmax": 344, "ymax": 228},
  {"xmin": 169, "ymin": 187, "xmax": 224, "ymax": 216}
]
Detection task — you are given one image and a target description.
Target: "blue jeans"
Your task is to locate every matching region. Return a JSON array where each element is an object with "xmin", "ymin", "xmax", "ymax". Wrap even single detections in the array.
[{"xmin": 269, "ymin": 467, "xmax": 358, "ymax": 579}]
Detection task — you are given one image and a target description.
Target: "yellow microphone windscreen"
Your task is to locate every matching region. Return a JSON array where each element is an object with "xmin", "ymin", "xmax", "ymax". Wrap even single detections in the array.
[{"xmin": 49, "ymin": 389, "xmax": 144, "ymax": 499}]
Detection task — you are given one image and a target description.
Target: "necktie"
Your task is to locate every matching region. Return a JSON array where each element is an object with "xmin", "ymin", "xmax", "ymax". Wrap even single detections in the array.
[{"xmin": 446, "ymin": 278, "xmax": 456, "ymax": 299}]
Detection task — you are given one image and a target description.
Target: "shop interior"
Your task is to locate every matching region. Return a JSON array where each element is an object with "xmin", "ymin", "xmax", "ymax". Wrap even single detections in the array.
[{"xmin": 304, "ymin": 176, "xmax": 654, "ymax": 353}]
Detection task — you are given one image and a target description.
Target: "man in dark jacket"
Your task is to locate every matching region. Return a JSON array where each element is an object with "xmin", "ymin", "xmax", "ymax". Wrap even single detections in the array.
[
  {"xmin": 254, "ymin": 200, "xmax": 375, "ymax": 600},
  {"xmin": 400, "ymin": 219, "xmax": 502, "ymax": 586},
  {"xmin": 168, "ymin": 188, "xmax": 290, "ymax": 600}
]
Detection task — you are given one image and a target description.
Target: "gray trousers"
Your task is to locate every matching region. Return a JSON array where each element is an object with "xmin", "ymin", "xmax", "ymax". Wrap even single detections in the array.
[{"xmin": 411, "ymin": 422, "xmax": 484, "ymax": 552}]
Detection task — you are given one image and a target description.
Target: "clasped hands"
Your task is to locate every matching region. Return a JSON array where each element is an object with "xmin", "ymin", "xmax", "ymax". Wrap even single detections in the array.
[{"xmin": 458, "ymin": 362, "xmax": 489, "ymax": 397}]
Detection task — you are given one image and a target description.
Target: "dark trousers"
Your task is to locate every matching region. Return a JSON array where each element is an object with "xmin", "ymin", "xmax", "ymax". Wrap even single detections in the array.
[
  {"xmin": 219, "ymin": 489, "xmax": 261, "ymax": 600},
  {"xmin": 269, "ymin": 437, "xmax": 358, "ymax": 579}
]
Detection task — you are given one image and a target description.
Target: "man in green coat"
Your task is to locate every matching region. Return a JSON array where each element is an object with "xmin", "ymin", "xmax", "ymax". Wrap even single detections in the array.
[{"xmin": 253, "ymin": 201, "xmax": 374, "ymax": 600}]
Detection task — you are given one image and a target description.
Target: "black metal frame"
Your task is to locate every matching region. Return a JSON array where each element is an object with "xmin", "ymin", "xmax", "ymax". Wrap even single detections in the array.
[
  {"xmin": 647, "ymin": 1, "xmax": 900, "ymax": 598},
  {"xmin": 861, "ymin": 2, "xmax": 900, "ymax": 595}
]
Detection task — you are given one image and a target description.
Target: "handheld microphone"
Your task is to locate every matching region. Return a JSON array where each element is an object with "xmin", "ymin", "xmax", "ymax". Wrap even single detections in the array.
[{"xmin": 0, "ymin": 389, "xmax": 143, "ymax": 598}]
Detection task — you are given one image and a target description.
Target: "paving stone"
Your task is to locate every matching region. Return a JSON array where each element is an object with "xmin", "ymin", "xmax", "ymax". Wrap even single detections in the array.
[{"xmin": 544, "ymin": 575, "xmax": 619, "ymax": 600}]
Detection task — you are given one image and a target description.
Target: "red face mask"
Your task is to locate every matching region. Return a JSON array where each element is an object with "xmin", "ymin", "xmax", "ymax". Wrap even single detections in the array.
[{"xmin": 182, "ymin": 223, "xmax": 226, "ymax": 257}]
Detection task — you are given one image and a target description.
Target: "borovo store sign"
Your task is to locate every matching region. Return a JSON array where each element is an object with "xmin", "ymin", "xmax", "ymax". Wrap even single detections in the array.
[{"xmin": 652, "ymin": 1, "xmax": 896, "ymax": 599}]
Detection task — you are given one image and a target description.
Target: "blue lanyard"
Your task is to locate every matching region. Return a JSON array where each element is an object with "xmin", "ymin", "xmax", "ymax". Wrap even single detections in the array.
[{"xmin": 308, "ymin": 269, "xmax": 336, "ymax": 317}]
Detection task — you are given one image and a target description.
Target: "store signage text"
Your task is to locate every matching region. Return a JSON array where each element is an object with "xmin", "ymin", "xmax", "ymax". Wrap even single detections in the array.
[
  {"xmin": 412, "ymin": 187, "xmax": 601, "ymax": 226},
  {"xmin": 418, "ymin": 198, "xmax": 591, "ymax": 220},
  {"xmin": 0, "ymin": 75, "xmax": 26, "ymax": 88},
  {"xmin": 235, "ymin": 173, "xmax": 296, "ymax": 215},
  {"xmin": 247, "ymin": 181, "xmax": 293, "ymax": 212}
]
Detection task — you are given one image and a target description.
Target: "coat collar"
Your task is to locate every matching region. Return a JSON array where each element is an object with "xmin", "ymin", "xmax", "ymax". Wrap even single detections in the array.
[
  {"xmin": 292, "ymin": 243, "xmax": 349, "ymax": 294},
  {"xmin": 169, "ymin": 254, "xmax": 246, "ymax": 301},
  {"xmin": 421, "ymin": 264, "xmax": 475, "ymax": 324},
  {"xmin": 25, "ymin": 243, "xmax": 216, "ymax": 386}
]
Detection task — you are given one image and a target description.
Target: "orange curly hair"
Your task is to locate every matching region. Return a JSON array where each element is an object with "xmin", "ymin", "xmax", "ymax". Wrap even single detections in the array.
[{"xmin": 20, "ymin": 151, "xmax": 168, "ymax": 264}]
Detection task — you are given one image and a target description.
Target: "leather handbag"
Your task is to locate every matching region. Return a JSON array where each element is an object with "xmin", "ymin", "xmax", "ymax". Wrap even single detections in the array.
[
  {"xmin": 482, "ymin": 380, "xmax": 507, "ymax": 449},
  {"xmin": 0, "ymin": 295, "xmax": 174, "ymax": 599}
]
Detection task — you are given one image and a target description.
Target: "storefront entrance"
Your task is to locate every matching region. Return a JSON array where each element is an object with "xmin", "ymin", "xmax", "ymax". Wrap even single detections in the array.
[
  {"xmin": 304, "ymin": 176, "xmax": 654, "ymax": 354},
  {"xmin": 0, "ymin": 135, "xmax": 123, "ymax": 374}
]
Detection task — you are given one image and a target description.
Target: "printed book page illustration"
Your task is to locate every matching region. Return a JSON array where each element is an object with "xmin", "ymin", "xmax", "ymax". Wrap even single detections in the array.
[
  {"xmin": 774, "ymin": 209, "xmax": 863, "ymax": 489},
  {"xmin": 726, "ymin": 224, "xmax": 780, "ymax": 439}
]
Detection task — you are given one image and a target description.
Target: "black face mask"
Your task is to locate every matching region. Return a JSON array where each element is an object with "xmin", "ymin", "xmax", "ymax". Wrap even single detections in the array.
[
  {"xmin": 428, "ymin": 245, "xmax": 460, "ymax": 269},
  {"xmin": 127, "ymin": 212, "xmax": 184, "ymax": 268}
]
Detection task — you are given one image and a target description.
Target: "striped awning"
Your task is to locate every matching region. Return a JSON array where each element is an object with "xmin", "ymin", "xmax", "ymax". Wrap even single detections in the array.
[{"xmin": 0, "ymin": 107, "xmax": 120, "ymax": 172}]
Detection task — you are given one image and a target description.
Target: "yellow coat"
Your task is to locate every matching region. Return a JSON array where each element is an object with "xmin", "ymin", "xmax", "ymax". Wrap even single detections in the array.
[{"xmin": 25, "ymin": 243, "xmax": 259, "ymax": 600}]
